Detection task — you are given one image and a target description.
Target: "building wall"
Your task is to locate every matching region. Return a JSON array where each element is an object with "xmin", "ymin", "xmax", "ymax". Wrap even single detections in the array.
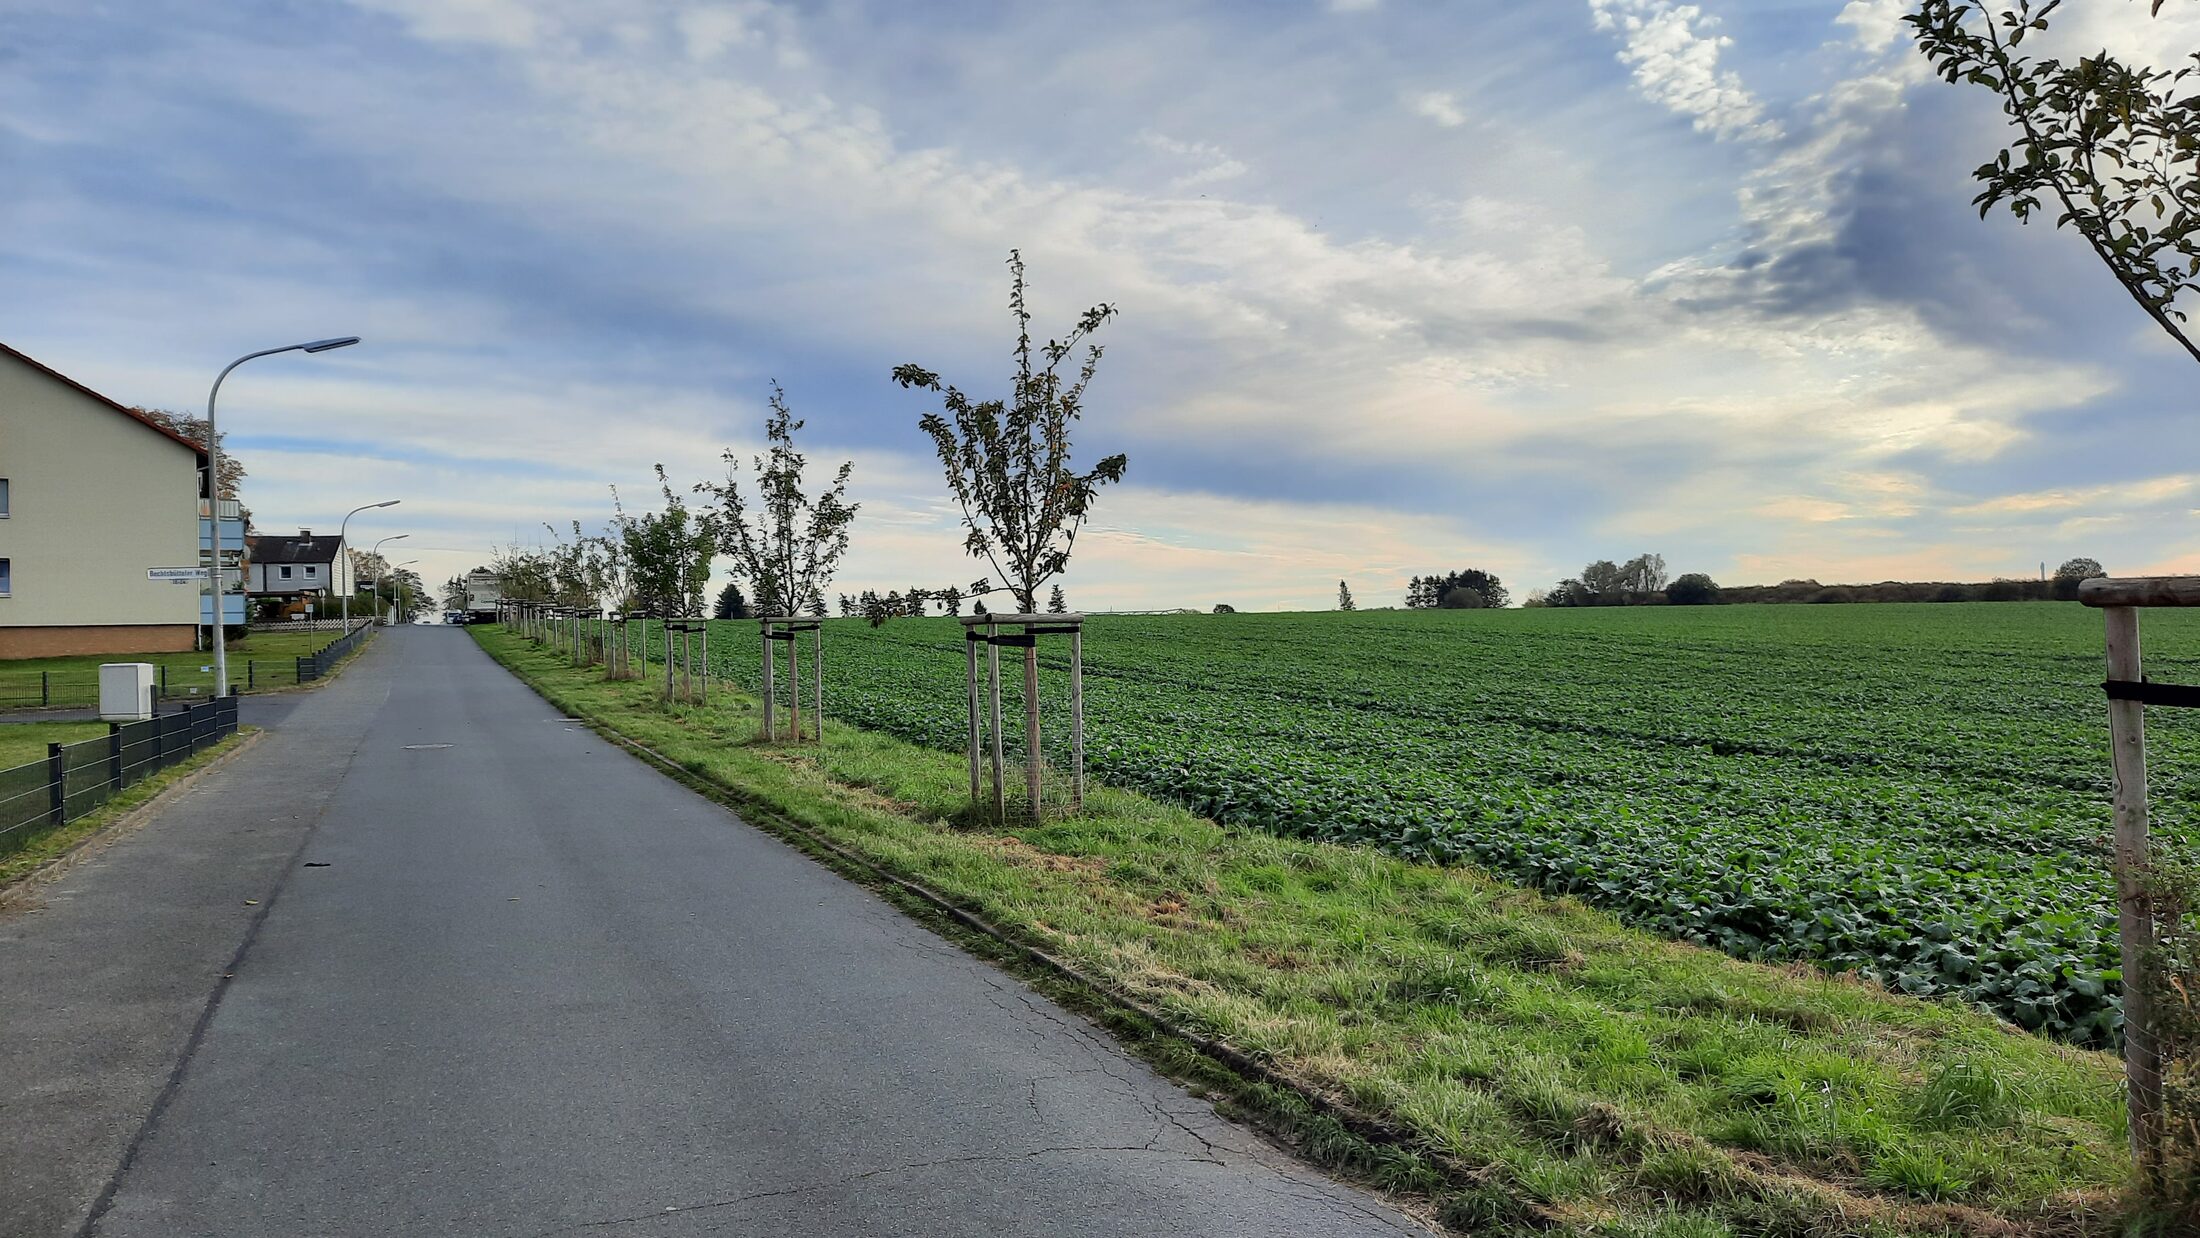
[
  {"xmin": 0, "ymin": 353, "xmax": 202, "ymax": 649},
  {"xmin": 0, "ymin": 624, "xmax": 196, "ymax": 659},
  {"xmin": 248, "ymin": 559, "xmax": 337, "ymax": 594}
]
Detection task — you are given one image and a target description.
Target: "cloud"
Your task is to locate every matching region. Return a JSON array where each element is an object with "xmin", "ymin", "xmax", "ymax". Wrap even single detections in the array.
[
  {"xmin": 1589, "ymin": 0, "xmax": 1780, "ymax": 142},
  {"xmin": 1409, "ymin": 91, "xmax": 1467, "ymax": 128},
  {"xmin": 1136, "ymin": 132, "xmax": 1249, "ymax": 187},
  {"xmin": 1954, "ymin": 475, "xmax": 2198, "ymax": 517},
  {"xmin": 3, "ymin": 0, "xmax": 2196, "ymax": 607}
]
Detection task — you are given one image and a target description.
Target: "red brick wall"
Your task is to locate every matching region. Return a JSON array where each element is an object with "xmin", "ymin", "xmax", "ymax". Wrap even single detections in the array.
[{"xmin": 0, "ymin": 625, "xmax": 197, "ymax": 660}]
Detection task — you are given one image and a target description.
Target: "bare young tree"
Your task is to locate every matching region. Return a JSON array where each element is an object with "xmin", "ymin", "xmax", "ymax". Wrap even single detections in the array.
[
  {"xmin": 892, "ymin": 250, "xmax": 1128, "ymax": 613},
  {"xmin": 698, "ymin": 383, "xmax": 858, "ymax": 618},
  {"xmin": 1908, "ymin": 0, "xmax": 2200, "ymax": 364}
]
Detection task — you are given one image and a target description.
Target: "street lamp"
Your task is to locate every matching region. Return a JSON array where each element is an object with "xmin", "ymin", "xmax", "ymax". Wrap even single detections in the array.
[
  {"xmin": 205, "ymin": 336, "xmax": 360, "ymax": 699},
  {"xmin": 390, "ymin": 560, "xmax": 418, "ymax": 624},
  {"xmin": 338, "ymin": 500, "xmax": 401, "ymax": 631},
  {"xmin": 369, "ymin": 535, "xmax": 410, "ymax": 625}
]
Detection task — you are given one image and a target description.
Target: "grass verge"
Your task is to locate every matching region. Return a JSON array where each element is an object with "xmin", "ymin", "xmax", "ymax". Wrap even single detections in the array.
[
  {"xmin": 0, "ymin": 628, "xmax": 358, "ymax": 708},
  {"xmin": 0, "ymin": 721, "xmax": 108, "ymax": 770},
  {"xmin": 477, "ymin": 627, "xmax": 2141, "ymax": 1237},
  {"xmin": 0, "ymin": 729, "xmax": 253, "ymax": 890}
]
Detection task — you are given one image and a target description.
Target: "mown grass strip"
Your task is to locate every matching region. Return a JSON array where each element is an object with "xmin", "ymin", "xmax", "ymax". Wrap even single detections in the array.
[{"xmin": 477, "ymin": 627, "xmax": 2141, "ymax": 1237}]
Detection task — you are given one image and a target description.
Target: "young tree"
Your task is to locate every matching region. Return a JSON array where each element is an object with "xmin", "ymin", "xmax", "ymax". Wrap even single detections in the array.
[
  {"xmin": 939, "ymin": 585, "xmax": 964, "ymax": 616},
  {"xmin": 715, "ymin": 581, "xmax": 751, "ymax": 620},
  {"xmin": 1048, "ymin": 583, "xmax": 1068, "ymax": 613},
  {"xmin": 1907, "ymin": 0, "xmax": 2200, "ymax": 364},
  {"xmin": 891, "ymin": 251, "xmax": 1127, "ymax": 613},
  {"xmin": 1337, "ymin": 580, "xmax": 1356, "ymax": 610},
  {"xmin": 906, "ymin": 586, "xmax": 930, "ymax": 616},
  {"xmin": 612, "ymin": 474, "xmax": 715, "ymax": 618},
  {"xmin": 699, "ymin": 383, "xmax": 858, "ymax": 617}
]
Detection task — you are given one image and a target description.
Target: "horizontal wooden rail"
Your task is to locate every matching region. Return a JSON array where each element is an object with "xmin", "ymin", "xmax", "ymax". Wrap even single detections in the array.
[{"xmin": 2079, "ymin": 576, "xmax": 2200, "ymax": 608}]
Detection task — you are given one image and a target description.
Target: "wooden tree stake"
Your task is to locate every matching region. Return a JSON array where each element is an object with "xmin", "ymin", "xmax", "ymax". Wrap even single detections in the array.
[
  {"xmin": 987, "ymin": 621, "xmax": 1006, "ymax": 823},
  {"xmin": 966, "ymin": 632, "xmax": 982, "ymax": 805},
  {"xmin": 1071, "ymin": 625, "xmax": 1085, "ymax": 813},
  {"xmin": 2104, "ymin": 604, "xmax": 2164, "ymax": 1171}
]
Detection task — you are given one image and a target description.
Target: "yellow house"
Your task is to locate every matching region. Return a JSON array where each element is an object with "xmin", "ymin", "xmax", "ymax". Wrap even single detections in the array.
[{"xmin": 0, "ymin": 342, "xmax": 208, "ymax": 659}]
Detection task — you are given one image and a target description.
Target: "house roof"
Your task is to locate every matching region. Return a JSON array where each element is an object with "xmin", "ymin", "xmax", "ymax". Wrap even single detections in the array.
[
  {"xmin": 0, "ymin": 341, "xmax": 210, "ymax": 460},
  {"xmin": 246, "ymin": 533, "xmax": 343, "ymax": 565}
]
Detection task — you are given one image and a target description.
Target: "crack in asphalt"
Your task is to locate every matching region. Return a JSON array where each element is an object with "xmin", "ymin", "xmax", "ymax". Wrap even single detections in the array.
[{"xmin": 519, "ymin": 1144, "xmax": 1231, "ymax": 1237}]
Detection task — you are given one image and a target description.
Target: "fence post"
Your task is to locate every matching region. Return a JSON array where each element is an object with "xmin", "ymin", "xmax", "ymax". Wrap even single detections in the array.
[
  {"xmin": 108, "ymin": 723, "xmax": 123, "ymax": 795},
  {"xmin": 297, "ymin": 656, "xmax": 311, "ymax": 684},
  {"xmin": 1071, "ymin": 623, "xmax": 1085, "ymax": 814},
  {"xmin": 47, "ymin": 742, "xmax": 65, "ymax": 826},
  {"xmin": 41, "ymin": 670, "xmax": 49, "ymax": 707},
  {"xmin": 2102, "ymin": 604, "xmax": 2163, "ymax": 1174},
  {"xmin": 249, "ymin": 660, "xmax": 256, "ymax": 691},
  {"xmin": 160, "ymin": 664, "xmax": 169, "ymax": 695}
]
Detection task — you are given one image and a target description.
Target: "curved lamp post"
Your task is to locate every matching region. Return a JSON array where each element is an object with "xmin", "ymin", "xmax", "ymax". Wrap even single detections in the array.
[
  {"xmin": 369, "ymin": 535, "xmax": 410, "ymax": 624},
  {"xmin": 337, "ymin": 500, "xmax": 400, "ymax": 631},
  {"xmin": 389, "ymin": 559, "xmax": 418, "ymax": 624},
  {"xmin": 205, "ymin": 337, "xmax": 360, "ymax": 698}
]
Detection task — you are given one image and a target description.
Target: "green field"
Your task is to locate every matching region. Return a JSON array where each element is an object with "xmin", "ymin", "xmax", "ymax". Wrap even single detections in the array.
[
  {"xmin": 0, "ymin": 628, "xmax": 351, "ymax": 709},
  {"xmin": 656, "ymin": 603, "xmax": 2200, "ymax": 1048},
  {"xmin": 489, "ymin": 619, "xmax": 2154, "ymax": 1232}
]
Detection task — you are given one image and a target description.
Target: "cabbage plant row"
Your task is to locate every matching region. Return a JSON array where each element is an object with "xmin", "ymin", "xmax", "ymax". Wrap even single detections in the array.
[{"xmin": 697, "ymin": 603, "xmax": 2200, "ymax": 1047}]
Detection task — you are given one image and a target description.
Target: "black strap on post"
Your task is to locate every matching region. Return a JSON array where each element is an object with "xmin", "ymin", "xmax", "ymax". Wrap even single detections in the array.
[{"xmin": 2105, "ymin": 679, "xmax": 2200, "ymax": 708}]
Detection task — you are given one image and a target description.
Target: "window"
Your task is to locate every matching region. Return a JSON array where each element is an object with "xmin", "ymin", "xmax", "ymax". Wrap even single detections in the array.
[
  {"xmin": 280, "ymin": 565, "xmax": 293, "ymax": 580},
  {"xmin": 0, "ymin": 559, "xmax": 10, "ymax": 596},
  {"xmin": 0, "ymin": 477, "xmax": 10, "ymax": 517}
]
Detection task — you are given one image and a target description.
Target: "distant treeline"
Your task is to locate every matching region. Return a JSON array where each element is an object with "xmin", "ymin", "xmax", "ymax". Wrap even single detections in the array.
[
  {"xmin": 1531, "ymin": 556, "xmax": 2110, "ymax": 607},
  {"xmin": 1693, "ymin": 576, "xmax": 2101, "ymax": 606}
]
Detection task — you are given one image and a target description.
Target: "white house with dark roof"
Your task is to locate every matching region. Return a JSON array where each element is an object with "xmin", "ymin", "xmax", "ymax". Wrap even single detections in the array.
[
  {"xmin": 245, "ymin": 531, "xmax": 353, "ymax": 610},
  {"xmin": 0, "ymin": 341, "xmax": 218, "ymax": 659}
]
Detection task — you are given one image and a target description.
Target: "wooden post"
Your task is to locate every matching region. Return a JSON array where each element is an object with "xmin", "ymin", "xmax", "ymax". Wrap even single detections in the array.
[
  {"xmin": 47, "ymin": 742, "xmax": 65, "ymax": 826},
  {"xmin": 700, "ymin": 624, "xmax": 709, "ymax": 704},
  {"xmin": 761, "ymin": 620, "xmax": 776, "ymax": 740},
  {"xmin": 966, "ymin": 629, "xmax": 982, "ymax": 805},
  {"xmin": 2104, "ymin": 604, "xmax": 2163, "ymax": 1172},
  {"xmin": 790, "ymin": 628, "xmax": 802, "ymax": 739},
  {"xmin": 1024, "ymin": 633, "xmax": 1041, "ymax": 818},
  {"xmin": 987, "ymin": 619, "xmax": 1006, "ymax": 823},
  {"xmin": 1070, "ymin": 623, "xmax": 1085, "ymax": 813},
  {"xmin": 812, "ymin": 626, "xmax": 824, "ymax": 742}
]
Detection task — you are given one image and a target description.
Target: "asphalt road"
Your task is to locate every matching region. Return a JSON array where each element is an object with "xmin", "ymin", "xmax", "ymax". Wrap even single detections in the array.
[{"xmin": 1, "ymin": 626, "xmax": 1429, "ymax": 1237}]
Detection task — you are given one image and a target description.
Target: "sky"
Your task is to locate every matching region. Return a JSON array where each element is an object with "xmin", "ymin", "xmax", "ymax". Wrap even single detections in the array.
[{"xmin": 3, "ymin": 0, "xmax": 2194, "ymax": 611}]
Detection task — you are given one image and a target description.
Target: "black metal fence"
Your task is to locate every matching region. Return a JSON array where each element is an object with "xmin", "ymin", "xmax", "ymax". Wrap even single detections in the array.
[
  {"xmin": 0, "ymin": 696, "xmax": 241, "ymax": 856},
  {"xmin": 297, "ymin": 622, "xmax": 372, "ymax": 683}
]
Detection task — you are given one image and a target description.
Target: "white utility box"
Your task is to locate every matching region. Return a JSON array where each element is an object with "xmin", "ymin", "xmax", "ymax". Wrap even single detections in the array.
[{"xmin": 99, "ymin": 663, "xmax": 156, "ymax": 722}]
